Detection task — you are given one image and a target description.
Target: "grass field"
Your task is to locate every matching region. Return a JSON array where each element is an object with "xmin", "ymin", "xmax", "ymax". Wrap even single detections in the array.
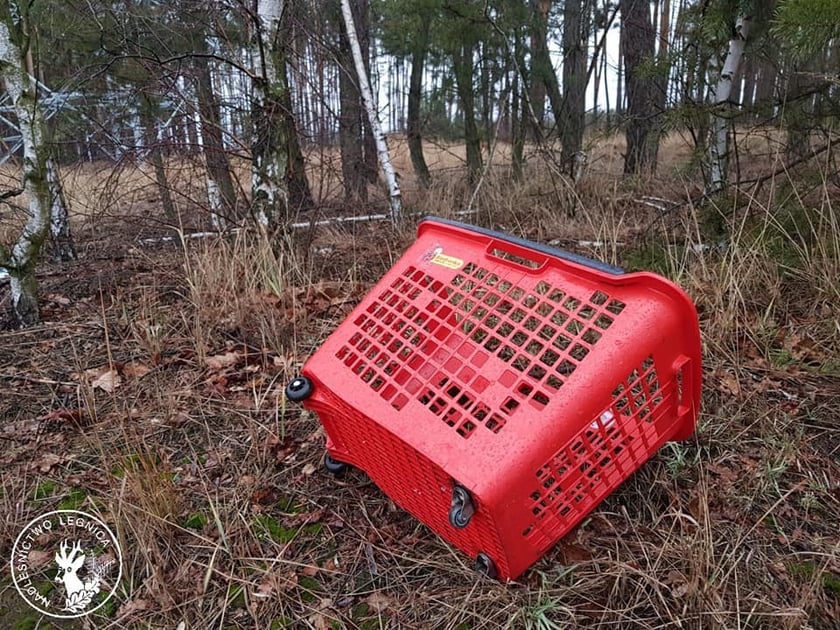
[{"xmin": 0, "ymin": 133, "xmax": 838, "ymax": 629}]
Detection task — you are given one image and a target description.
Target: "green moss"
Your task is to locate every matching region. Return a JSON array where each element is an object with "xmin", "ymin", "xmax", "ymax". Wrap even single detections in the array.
[
  {"xmin": 57, "ymin": 487, "xmax": 87, "ymax": 511},
  {"xmin": 183, "ymin": 512, "xmax": 208, "ymax": 530},
  {"xmin": 13, "ymin": 617, "xmax": 38, "ymax": 630},
  {"xmin": 33, "ymin": 480, "xmax": 56, "ymax": 500},
  {"xmin": 296, "ymin": 575, "xmax": 322, "ymax": 603},
  {"xmin": 623, "ymin": 241, "xmax": 671, "ymax": 275},
  {"xmin": 788, "ymin": 561, "xmax": 840, "ymax": 595}
]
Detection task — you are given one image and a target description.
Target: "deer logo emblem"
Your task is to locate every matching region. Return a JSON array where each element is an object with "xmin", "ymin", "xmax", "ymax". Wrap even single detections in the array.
[
  {"xmin": 12, "ymin": 510, "xmax": 122, "ymax": 618},
  {"xmin": 54, "ymin": 540, "xmax": 109, "ymax": 614}
]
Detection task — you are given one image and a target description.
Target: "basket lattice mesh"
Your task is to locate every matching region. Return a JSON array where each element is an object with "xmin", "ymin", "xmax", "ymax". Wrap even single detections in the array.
[
  {"xmin": 522, "ymin": 356, "xmax": 675, "ymax": 551},
  {"xmin": 335, "ymin": 262, "xmax": 627, "ymax": 439}
]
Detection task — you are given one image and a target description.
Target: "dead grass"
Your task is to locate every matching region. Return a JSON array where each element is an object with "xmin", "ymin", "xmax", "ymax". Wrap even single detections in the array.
[{"xmin": 1, "ymin": 132, "xmax": 838, "ymax": 629}]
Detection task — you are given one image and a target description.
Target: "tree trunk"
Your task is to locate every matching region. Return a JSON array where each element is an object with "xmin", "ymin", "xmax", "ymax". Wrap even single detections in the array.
[
  {"xmin": 359, "ymin": 7, "xmax": 378, "ymax": 186},
  {"xmin": 511, "ymin": 27, "xmax": 527, "ymax": 180},
  {"xmin": 139, "ymin": 94, "xmax": 176, "ymax": 220},
  {"xmin": 707, "ymin": 15, "xmax": 750, "ymax": 193},
  {"xmin": 46, "ymin": 157, "xmax": 76, "ymax": 262},
  {"xmin": 251, "ymin": 0, "xmax": 292, "ymax": 228},
  {"xmin": 528, "ymin": 0, "xmax": 548, "ymax": 129},
  {"xmin": 560, "ymin": 0, "xmax": 587, "ymax": 173},
  {"xmin": 407, "ymin": 12, "xmax": 431, "ymax": 187},
  {"xmin": 529, "ymin": 0, "xmax": 563, "ymax": 132},
  {"xmin": 0, "ymin": 6, "xmax": 51, "ymax": 326},
  {"xmin": 783, "ymin": 60, "xmax": 812, "ymax": 162},
  {"xmin": 452, "ymin": 42, "xmax": 483, "ymax": 186},
  {"xmin": 338, "ymin": 0, "xmax": 366, "ymax": 201},
  {"xmin": 340, "ymin": 0, "xmax": 401, "ymax": 219},
  {"xmin": 620, "ymin": 0, "xmax": 659, "ymax": 175},
  {"xmin": 195, "ymin": 49, "xmax": 239, "ymax": 227}
]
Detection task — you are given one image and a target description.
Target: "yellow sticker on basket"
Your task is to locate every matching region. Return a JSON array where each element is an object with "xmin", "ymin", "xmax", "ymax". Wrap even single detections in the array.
[{"xmin": 430, "ymin": 252, "xmax": 464, "ymax": 269}]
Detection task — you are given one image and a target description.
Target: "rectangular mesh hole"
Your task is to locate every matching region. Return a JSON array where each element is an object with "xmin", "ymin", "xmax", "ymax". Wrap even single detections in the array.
[
  {"xmin": 502, "ymin": 397, "xmax": 520, "ymax": 415},
  {"xmin": 582, "ymin": 329, "xmax": 602, "ymax": 344},
  {"xmin": 570, "ymin": 344, "xmax": 590, "ymax": 361},
  {"xmin": 486, "ymin": 414, "xmax": 506, "ymax": 432},
  {"xmin": 548, "ymin": 289, "xmax": 565, "ymax": 302},
  {"xmin": 594, "ymin": 314, "xmax": 614, "ymax": 329},
  {"xmin": 511, "ymin": 331, "xmax": 529, "ymax": 347},
  {"xmin": 524, "ymin": 316, "xmax": 541, "ymax": 332},
  {"xmin": 517, "ymin": 383, "xmax": 534, "ymax": 397},
  {"xmin": 512, "ymin": 355, "xmax": 530, "ymax": 371},
  {"xmin": 511, "ymin": 308, "xmax": 527, "ymax": 323},
  {"xmin": 525, "ymin": 340, "xmax": 544, "ymax": 356},
  {"xmin": 551, "ymin": 311, "xmax": 569, "ymax": 326},
  {"xmin": 556, "ymin": 360, "xmax": 577, "ymax": 376},
  {"xmin": 607, "ymin": 299, "xmax": 626, "ymax": 315},
  {"xmin": 456, "ymin": 420, "xmax": 476, "ymax": 438},
  {"xmin": 541, "ymin": 350, "xmax": 560, "ymax": 366},
  {"xmin": 546, "ymin": 375, "xmax": 563, "ymax": 390},
  {"xmin": 579, "ymin": 306, "xmax": 596, "ymax": 320},
  {"xmin": 591, "ymin": 290, "xmax": 609, "ymax": 305},
  {"xmin": 485, "ymin": 337, "xmax": 502, "ymax": 352},
  {"xmin": 528, "ymin": 365, "xmax": 547, "ymax": 380}
]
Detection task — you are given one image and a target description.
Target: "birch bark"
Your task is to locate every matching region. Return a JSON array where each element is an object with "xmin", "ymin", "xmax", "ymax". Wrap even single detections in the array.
[
  {"xmin": 339, "ymin": 0, "xmax": 401, "ymax": 220},
  {"xmin": 707, "ymin": 15, "xmax": 751, "ymax": 193},
  {"xmin": 0, "ymin": 4, "xmax": 52, "ymax": 326}
]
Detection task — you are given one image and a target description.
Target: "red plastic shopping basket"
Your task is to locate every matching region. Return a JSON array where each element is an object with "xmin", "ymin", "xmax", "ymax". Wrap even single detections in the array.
[{"xmin": 286, "ymin": 217, "xmax": 701, "ymax": 580}]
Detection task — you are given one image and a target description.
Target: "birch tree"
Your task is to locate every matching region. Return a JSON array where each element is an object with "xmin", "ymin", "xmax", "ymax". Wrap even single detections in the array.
[
  {"xmin": 340, "ymin": 0, "xmax": 401, "ymax": 219},
  {"xmin": 707, "ymin": 14, "xmax": 751, "ymax": 193},
  {"xmin": 0, "ymin": 0, "xmax": 52, "ymax": 326},
  {"xmin": 46, "ymin": 157, "xmax": 76, "ymax": 262},
  {"xmin": 251, "ymin": 0, "xmax": 312, "ymax": 227}
]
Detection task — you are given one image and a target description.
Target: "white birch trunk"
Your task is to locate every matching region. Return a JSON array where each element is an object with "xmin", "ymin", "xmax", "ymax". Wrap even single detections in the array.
[
  {"xmin": 339, "ymin": 0, "xmax": 402, "ymax": 221},
  {"xmin": 251, "ymin": 0, "xmax": 288, "ymax": 228},
  {"xmin": 0, "ymin": 10, "xmax": 52, "ymax": 326},
  {"xmin": 47, "ymin": 157, "xmax": 77, "ymax": 261},
  {"xmin": 707, "ymin": 15, "xmax": 751, "ymax": 193}
]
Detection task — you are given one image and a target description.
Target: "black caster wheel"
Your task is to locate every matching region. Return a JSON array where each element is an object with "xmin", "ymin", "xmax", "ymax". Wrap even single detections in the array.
[
  {"xmin": 448, "ymin": 484, "xmax": 475, "ymax": 529},
  {"xmin": 475, "ymin": 552, "xmax": 498, "ymax": 579},
  {"xmin": 323, "ymin": 452, "xmax": 349, "ymax": 475},
  {"xmin": 286, "ymin": 376, "xmax": 313, "ymax": 402}
]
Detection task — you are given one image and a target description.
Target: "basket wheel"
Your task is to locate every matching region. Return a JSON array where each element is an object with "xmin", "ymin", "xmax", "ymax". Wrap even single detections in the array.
[
  {"xmin": 323, "ymin": 452, "xmax": 349, "ymax": 476},
  {"xmin": 448, "ymin": 484, "xmax": 475, "ymax": 529},
  {"xmin": 285, "ymin": 376, "xmax": 313, "ymax": 402},
  {"xmin": 475, "ymin": 553, "xmax": 498, "ymax": 579}
]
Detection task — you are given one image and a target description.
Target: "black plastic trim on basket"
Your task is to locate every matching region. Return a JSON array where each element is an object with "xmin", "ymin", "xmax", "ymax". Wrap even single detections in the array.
[{"xmin": 420, "ymin": 216, "xmax": 625, "ymax": 276}]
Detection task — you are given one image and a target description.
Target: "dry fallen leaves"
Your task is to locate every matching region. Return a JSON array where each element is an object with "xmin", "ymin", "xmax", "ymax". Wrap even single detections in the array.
[
  {"xmin": 206, "ymin": 351, "xmax": 242, "ymax": 371},
  {"xmin": 91, "ymin": 368, "xmax": 121, "ymax": 393}
]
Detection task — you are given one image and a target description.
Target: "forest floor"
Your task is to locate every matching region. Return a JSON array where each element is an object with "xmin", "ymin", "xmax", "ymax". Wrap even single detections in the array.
[{"xmin": 0, "ymin": 135, "xmax": 839, "ymax": 629}]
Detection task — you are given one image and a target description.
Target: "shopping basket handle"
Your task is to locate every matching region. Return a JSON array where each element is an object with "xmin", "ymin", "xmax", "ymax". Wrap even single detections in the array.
[{"xmin": 420, "ymin": 216, "xmax": 625, "ymax": 275}]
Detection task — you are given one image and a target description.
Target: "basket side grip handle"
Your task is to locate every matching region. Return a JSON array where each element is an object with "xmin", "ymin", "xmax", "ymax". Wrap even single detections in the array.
[
  {"xmin": 673, "ymin": 355, "xmax": 696, "ymax": 418},
  {"xmin": 425, "ymin": 217, "xmax": 625, "ymax": 275}
]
